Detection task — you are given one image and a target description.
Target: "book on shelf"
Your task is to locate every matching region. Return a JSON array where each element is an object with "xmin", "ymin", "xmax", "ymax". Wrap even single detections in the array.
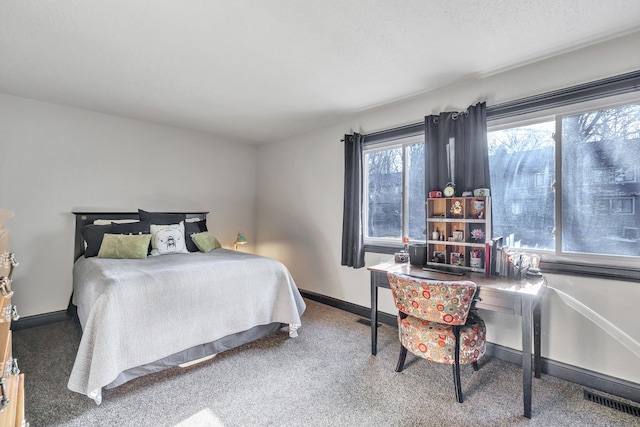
[{"xmin": 486, "ymin": 236, "xmax": 503, "ymax": 276}]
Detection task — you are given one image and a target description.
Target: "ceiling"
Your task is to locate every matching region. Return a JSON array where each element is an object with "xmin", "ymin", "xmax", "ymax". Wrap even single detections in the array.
[{"xmin": 2, "ymin": 1, "xmax": 640, "ymax": 144}]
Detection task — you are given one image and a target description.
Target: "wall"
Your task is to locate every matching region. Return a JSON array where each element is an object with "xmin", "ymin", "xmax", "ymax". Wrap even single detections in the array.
[
  {"xmin": 255, "ymin": 31, "xmax": 640, "ymax": 384},
  {"xmin": 0, "ymin": 93, "xmax": 257, "ymax": 317}
]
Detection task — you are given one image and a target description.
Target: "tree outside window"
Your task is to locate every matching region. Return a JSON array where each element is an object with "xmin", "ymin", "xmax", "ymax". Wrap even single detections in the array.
[{"xmin": 364, "ymin": 140, "xmax": 425, "ymax": 244}]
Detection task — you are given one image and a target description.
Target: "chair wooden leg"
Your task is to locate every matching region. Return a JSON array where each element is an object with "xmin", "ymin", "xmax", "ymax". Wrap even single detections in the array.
[
  {"xmin": 453, "ymin": 325, "xmax": 463, "ymax": 403},
  {"xmin": 395, "ymin": 344, "xmax": 408, "ymax": 372}
]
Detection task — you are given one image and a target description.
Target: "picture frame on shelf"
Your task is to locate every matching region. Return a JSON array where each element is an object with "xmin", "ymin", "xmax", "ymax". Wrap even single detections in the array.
[
  {"xmin": 450, "ymin": 252, "xmax": 464, "ymax": 266},
  {"xmin": 452, "ymin": 230, "xmax": 464, "ymax": 242},
  {"xmin": 432, "ymin": 251, "xmax": 445, "ymax": 263}
]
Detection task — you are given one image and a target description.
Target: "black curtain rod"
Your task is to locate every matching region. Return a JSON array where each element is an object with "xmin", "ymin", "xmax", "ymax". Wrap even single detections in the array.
[{"xmin": 343, "ymin": 69, "xmax": 640, "ymax": 141}]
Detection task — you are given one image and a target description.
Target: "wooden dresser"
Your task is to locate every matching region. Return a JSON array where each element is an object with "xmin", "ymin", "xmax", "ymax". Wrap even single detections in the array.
[{"xmin": 0, "ymin": 210, "xmax": 26, "ymax": 427}]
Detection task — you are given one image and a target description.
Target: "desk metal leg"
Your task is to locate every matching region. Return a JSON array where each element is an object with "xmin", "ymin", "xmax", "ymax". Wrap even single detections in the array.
[
  {"xmin": 522, "ymin": 296, "xmax": 533, "ymax": 419},
  {"xmin": 534, "ymin": 300, "xmax": 542, "ymax": 379},
  {"xmin": 371, "ymin": 274, "xmax": 378, "ymax": 356}
]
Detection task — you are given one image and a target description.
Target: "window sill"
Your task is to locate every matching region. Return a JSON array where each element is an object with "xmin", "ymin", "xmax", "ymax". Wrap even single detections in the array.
[
  {"xmin": 364, "ymin": 244, "xmax": 403, "ymax": 255},
  {"xmin": 365, "ymin": 247, "xmax": 640, "ymax": 283},
  {"xmin": 540, "ymin": 261, "xmax": 640, "ymax": 283}
]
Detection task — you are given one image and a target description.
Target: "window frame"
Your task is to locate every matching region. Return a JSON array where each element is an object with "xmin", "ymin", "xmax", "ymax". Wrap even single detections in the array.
[
  {"xmin": 361, "ymin": 127, "xmax": 424, "ymax": 254},
  {"xmin": 489, "ymin": 90, "xmax": 640, "ymax": 280},
  {"xmin": 487, "ymin": 97, "xmax": 640, "ymax": 271}
]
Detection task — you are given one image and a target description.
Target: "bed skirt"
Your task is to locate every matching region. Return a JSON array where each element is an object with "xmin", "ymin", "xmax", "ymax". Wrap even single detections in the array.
[{"xmin": 105, "ymin": 322, "xmax": 285, "ymax": 389}]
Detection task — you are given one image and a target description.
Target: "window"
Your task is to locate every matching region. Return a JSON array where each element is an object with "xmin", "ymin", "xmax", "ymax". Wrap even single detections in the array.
[
  {"xmin": 363, "ymin": 135, "xmax": 424, "ymax": 247},
  {"xmin": 357, "ymin": 71, "xmax": 640, "ymax": 276},
  {"xmin": 488, "ymin": 121, "xmax": 556, "ymax": 251},
  {"xmin": 607, "ymin": 197, "xmax": 634, "ymax": 215},
  {"xmin": 488, "ymin": 99, "xmax": 640, "ymax": 267}
]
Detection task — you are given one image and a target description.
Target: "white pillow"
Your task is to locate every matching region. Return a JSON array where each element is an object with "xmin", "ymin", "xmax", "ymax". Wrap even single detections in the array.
[{"xmin": 150, "ymin": 222, "xmax": 189, "ymax": 256}]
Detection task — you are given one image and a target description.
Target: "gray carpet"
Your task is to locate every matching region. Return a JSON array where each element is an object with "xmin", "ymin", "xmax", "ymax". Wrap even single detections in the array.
[{"xmin": 12, "ymin": 299, "xmax": 639, "ymax": 426}]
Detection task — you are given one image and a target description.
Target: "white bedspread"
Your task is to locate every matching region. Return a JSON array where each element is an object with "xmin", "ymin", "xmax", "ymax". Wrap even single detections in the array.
[{"xmin": 67, "ymin": 249, "xmax": 306, "ymax": 403}]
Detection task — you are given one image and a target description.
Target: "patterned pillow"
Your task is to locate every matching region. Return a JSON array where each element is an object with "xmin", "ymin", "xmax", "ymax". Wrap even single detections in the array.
[{"xmin": 150, "ymin": 222, "xmax": 189, "ymax": 256}]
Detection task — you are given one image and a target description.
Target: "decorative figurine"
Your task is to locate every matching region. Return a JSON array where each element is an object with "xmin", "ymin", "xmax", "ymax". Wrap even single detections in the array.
[
  {"xmin": 450, "ymin": 200, "xmax": 463, "ymax": 216},
  {"xmin": 473, "ymin": 200, "xmax": 485, "ymax": 218}
]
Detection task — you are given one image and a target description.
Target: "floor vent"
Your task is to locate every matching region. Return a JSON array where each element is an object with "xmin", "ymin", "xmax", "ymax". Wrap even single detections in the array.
[
  {"xmin": 356, "ymin": 318, "xmax": 380, "ymax": 327},
  {"xmin": 583, "ymin": 389, "xmax": 640, "ymax": 417}
]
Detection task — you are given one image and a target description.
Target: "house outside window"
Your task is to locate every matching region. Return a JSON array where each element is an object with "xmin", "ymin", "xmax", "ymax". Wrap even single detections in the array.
[
  {"xmin": 608, "ymin": 197, "xmax": 635, "ymax": 215},
  {"xmin": 488, "ymin": 121, "xmax": 556, "ymax": 251}
]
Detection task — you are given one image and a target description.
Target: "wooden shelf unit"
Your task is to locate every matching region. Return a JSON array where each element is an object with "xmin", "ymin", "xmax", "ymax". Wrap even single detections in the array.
[{"xmin": 426, "ymin": 196, "xmax": 491, "ymax": 272}]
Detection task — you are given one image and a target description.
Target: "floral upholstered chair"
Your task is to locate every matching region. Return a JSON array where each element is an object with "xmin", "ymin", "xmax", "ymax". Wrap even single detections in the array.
[{"xmin": 387, "ymin": 272, "xmax": 486, "ymax": 403}]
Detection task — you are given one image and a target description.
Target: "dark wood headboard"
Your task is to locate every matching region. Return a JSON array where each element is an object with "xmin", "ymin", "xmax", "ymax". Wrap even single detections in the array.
[{"xmin": 72, "ymin": 211, "xmax": 208, "ymax": 261}]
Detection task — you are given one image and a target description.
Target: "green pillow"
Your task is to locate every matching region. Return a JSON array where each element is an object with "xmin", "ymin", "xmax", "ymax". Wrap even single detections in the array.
[
  {"xmin": 97, "ymin": 233, "xmax": 152, "ymax": 259},
  {"xmin": 191, "ymin": 232, "xmax": 221, "ymax": 253}
]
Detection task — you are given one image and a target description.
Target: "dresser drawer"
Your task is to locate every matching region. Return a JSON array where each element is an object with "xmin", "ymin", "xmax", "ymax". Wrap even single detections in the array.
[
  {"xmin": 0, "ymin": 229, "xmax": 10, "ymax": 280},
  {"xmin": 0, "ymin": 324, "xmax": 11, "ymax": 379},
  {"xmin": 0, "ymin": 279, "xmax": 11, "ymax": 301},
  {"xmin": 0, "ymin": 374, "xmax": 21, "ymax": 423},
  {"xmin": 15, "ymin": 373, "xmax": 25, "ymax": 427},
  {"xmin": 0, "ymin": 300, "xmax": 10, "ymax": 325},
  {"xmin": 0, "ymin": 299, "xmax": 17, "ymax": 325},
  {"xmin": 0, "ymin": 211, "xmax": 24, "ymax": 427},
  {"xmin": 0, "ymin": 229, "xmax": 9, "ymax": 255},
  {"xmin": 0, "ymin": 258, "xmax": 16, "ymax": 282}
]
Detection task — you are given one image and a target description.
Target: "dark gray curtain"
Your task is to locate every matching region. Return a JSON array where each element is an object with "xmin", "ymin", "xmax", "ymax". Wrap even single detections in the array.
[
  {"xmin": 424, "ymin": 102, "xmax": 491, "ymax": 195},
  {"xmin": 341, "ymin": 133, "xmax": 365, "ymax": 268}
]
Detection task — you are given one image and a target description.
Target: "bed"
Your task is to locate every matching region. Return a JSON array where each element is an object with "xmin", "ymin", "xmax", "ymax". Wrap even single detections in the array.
[{"xmin": 67, "ymin": 211, "xmax": 306, "ymax": 404}]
